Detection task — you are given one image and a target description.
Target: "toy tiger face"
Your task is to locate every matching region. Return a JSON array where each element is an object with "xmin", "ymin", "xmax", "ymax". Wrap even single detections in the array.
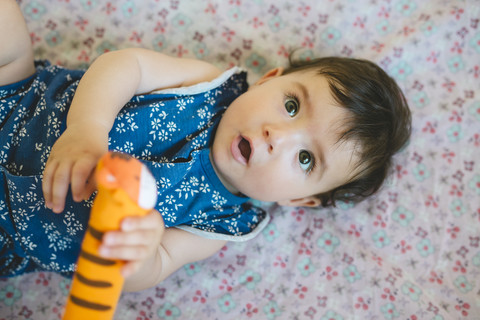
[
  {"xmin": 97, "ymin": 152, "xmax": 157, "ymax": 210},
  {"xmin": 63, "ymin": 152, "xmax": 157, "ymax": 320}
]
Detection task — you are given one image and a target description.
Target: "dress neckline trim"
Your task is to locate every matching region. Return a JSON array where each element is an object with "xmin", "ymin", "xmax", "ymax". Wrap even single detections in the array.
[{"xmin": 150, "ymin": 66, "xmax": 244, "ymax": 96}]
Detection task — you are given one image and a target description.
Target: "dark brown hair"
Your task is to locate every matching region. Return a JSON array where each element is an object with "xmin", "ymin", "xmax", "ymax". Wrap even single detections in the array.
[{"xmin": 284, "ymin": 57, "xmax": 412, "ymax": 207}]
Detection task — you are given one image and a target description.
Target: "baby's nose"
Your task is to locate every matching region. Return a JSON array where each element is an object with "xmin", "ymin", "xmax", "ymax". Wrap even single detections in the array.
[{"xmin": 263, "ymin": 125, "xmax": 293, "ymax": 153}]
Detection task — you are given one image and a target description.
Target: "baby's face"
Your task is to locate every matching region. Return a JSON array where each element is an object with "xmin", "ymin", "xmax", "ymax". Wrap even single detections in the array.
[{"xmin": 211, "ymin": 69, "xmax": 359, "ymax": 206}]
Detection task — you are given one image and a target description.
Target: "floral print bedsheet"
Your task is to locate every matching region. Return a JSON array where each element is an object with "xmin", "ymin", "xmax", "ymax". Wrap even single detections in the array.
[{"xmin": 1, "ymin": 0, "xmax": 479, "ymax": 319}]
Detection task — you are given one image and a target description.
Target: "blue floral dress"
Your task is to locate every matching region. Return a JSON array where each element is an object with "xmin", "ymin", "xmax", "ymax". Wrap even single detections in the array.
[{"xmin": 0, "ymin": 61, "xmax": 269, "ymax": 277}]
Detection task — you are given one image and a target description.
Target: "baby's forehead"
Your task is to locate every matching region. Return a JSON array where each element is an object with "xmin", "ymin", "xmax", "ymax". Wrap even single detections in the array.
[
  {"xmin": 283, "ymin": 69, "xmax": 335, "ymax": 97},
  {"xmin": 285, "ymin": 68, "xmax": 324, "ymax": 80}
]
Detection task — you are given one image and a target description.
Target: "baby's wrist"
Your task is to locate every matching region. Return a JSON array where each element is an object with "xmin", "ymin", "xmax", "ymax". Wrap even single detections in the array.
[{"xmin": 66, "ymin": 119, "xmax": 111, "ymax": 137}]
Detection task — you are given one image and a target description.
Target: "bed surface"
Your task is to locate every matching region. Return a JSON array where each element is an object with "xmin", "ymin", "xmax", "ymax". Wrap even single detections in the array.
[{"xmin": 1, "ymin": 0, "xmax": 479, "ymax": 319}]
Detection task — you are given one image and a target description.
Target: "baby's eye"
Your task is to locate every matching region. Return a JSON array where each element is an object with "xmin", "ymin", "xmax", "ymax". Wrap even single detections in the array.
[
  {"xmin": 285, "ymin": 97, "xmax": 299, "ymax": 117},
  {"xmin": 299, "ymin": 150, "xmax": 314, "ymax": 173}
]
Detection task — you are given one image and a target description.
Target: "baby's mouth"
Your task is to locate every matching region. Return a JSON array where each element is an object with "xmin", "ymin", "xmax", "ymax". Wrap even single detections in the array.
[{"xmin": 238, "ymin": 137, "xmax": 251, "ymax": 163}]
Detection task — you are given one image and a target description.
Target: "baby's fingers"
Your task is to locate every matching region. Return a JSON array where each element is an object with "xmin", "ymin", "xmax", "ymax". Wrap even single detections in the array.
[
  {"xmin": 71, "ymin": 157, "xmax": 97, "ymax": 202},
  {"xmin": 102, "ymin": 229, "xmax": 155, "ymax": 248},
  {"xmin": 82, "ymin": 177, "xmax": 97, "ymax": 201},
  {"xmin": 43, "ymin": 161, "xmax": 72, "ymax": 213},
  {"xmin": 121, "ymin": 210, "xmax": 165, "ymax": 232},
  {"xmin": 42, "ymin": 160, "xmax": 59, "ymax": 210},
  {"xmin": 121, "ymin": 261, "xmax": 142, "ymax": 278},
  {"xmin": 99, "ymin": 243, "xmax": 149, "ymax": 261},
  {"xmin": 98, "ymin": 212, "xmax": 164, "ymax": 278}
]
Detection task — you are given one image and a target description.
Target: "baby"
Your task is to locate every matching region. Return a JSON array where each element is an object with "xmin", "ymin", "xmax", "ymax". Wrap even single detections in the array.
[{"xmin": 0, "ymin": 0, "xmax": 410, "ymax": 292}]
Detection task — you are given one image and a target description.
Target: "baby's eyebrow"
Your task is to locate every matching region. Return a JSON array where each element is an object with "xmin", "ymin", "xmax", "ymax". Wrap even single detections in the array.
[{"xmin": 293, "ymin": 81, "xmax": 311, "ymax": 110}]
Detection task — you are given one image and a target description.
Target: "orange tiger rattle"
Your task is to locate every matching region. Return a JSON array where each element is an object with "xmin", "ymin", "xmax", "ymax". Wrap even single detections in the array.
[{"xmin": 63, "ymin": 151, "xmax": 157, "ymax": 320}]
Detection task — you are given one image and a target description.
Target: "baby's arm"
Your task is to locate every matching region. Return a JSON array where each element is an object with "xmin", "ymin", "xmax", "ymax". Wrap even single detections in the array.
[
  {"xmin": 0, "ymin": 0, "xmax": 35, "ymax": 86},
  {"xmin": 42, "ymin": 49, "xmax": 222, "ymax": 212},
  {"xmin": 99, "ymin": 214, "xmax": 226, "ymax": 292},
  {"xmin": 124, "ymin": 228, "xmax": 227, "ymax": 292}
]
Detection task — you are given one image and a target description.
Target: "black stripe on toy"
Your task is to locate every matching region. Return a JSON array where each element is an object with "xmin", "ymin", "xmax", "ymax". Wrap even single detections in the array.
[
  {"xmin": 70, "ymin": 294, "xmax": 111, "ymax": 311},
  {"xmin": 79, "ymin": 250, "xmax": 115, "ymax": 266},
  {"xmin": 88, "ymin": 226, "xmax": 104, "ymax": 242},
  {"xmin": 75, "ymin": 272, "xmax": 113, "ymax": 288}
]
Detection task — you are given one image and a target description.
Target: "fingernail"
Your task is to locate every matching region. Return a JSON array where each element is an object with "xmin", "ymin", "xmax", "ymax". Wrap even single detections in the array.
[
  {"xmin": 103, "ymin": 235, "xmax": 114, "ymax": 245},
  {"xmin": 121, "ymin": 221, "xmax": 132, "ymax": 231},
  {"xmin": 99, "ymin": 247, "xmax": 109, "ymax": 257}
]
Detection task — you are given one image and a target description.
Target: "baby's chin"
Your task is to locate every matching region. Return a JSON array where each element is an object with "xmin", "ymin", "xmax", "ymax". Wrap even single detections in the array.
[{"xmin": 226, "ymin": 182, "xmax": 257, "ymax": 200}]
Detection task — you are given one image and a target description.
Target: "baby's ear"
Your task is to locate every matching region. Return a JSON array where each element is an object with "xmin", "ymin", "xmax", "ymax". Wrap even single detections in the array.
[
  {"xmin": 277, "ymin": 196, "xmax": 321, "ymax": 208},
  {"xmin": 255, "ymin": 67, "xmax": 284, "ymax": 85}
]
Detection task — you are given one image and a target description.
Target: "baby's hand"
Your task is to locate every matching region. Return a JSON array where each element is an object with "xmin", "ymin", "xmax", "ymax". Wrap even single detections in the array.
[
  {"xmin": 98, "ymin": 210, "xmax": 165, "ymax": 278},
  {"xmin": 42, "ymin": 122, "xmax": 108, "ymax": 213}
]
